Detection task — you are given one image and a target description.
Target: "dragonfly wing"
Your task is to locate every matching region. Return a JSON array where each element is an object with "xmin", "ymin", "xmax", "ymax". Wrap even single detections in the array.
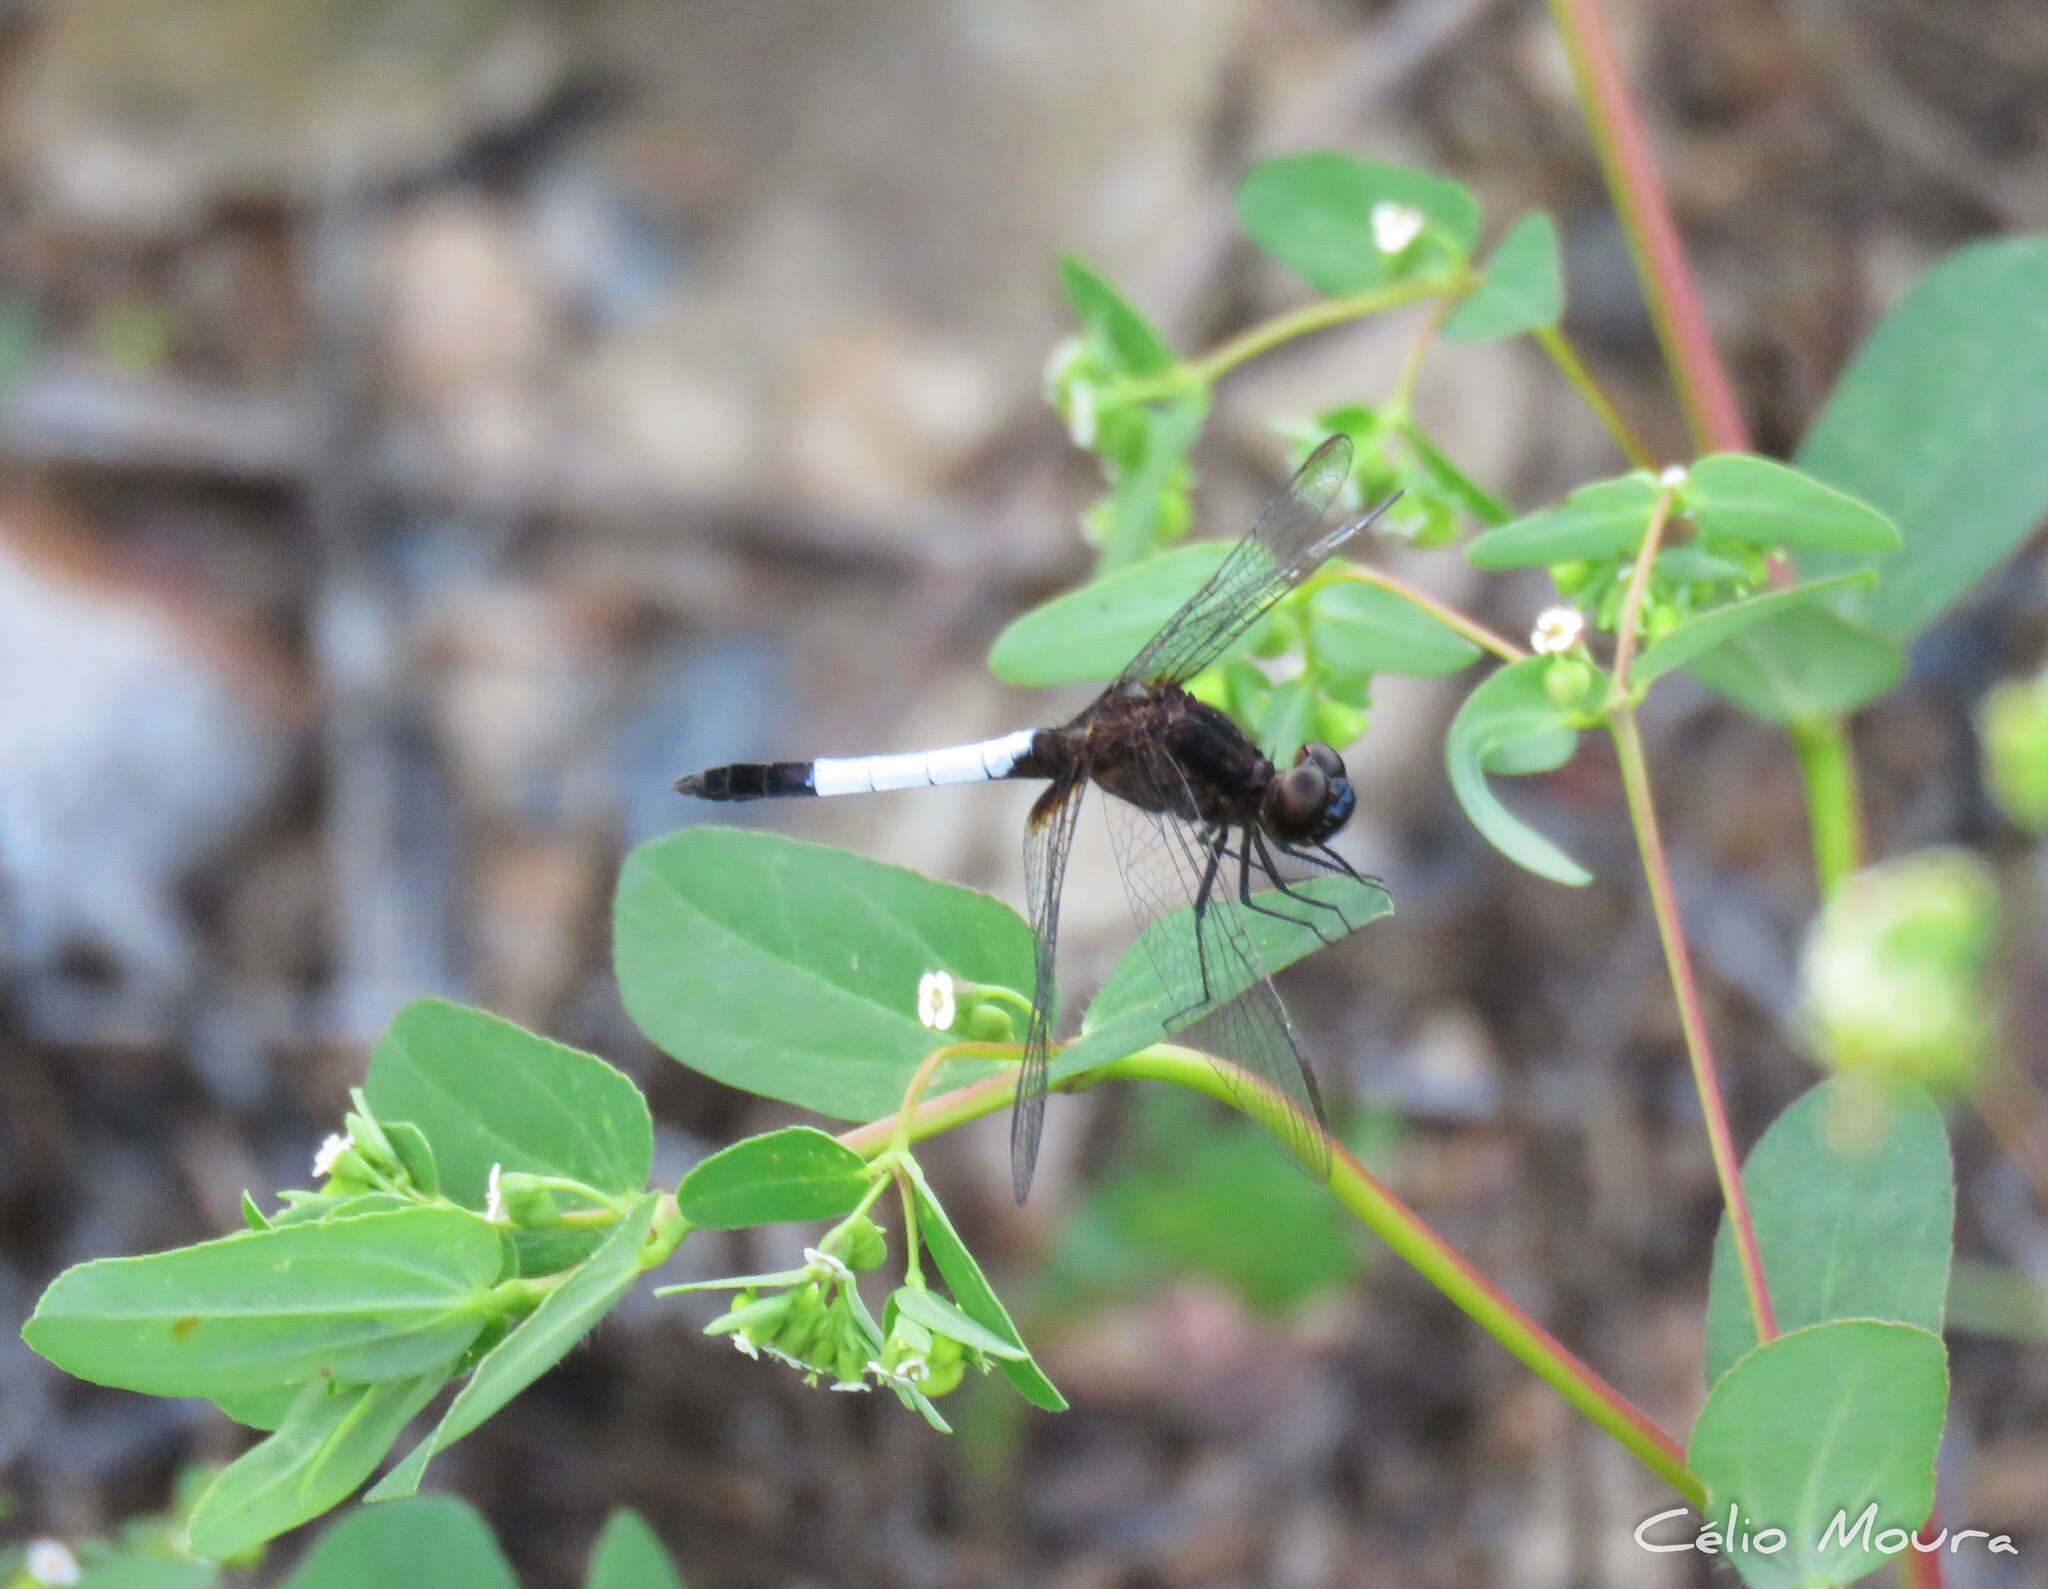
[
  {"xmin": 1115, "ymin": 434, "xmax": 1388, "ymax": 691},
  {"xmin": 1013, "ymin": 769, "xmax": 1088, "ymax": 1203},
  {"xmin": 1100, "ymin": 752, "xmax": 1333, "ymax": 1182}
]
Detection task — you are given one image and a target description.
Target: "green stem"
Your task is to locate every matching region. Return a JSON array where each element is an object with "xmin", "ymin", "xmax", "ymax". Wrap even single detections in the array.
[
  {"xmin": 1534, "ymin": 325, "xmax": 1660, "ymax": 471},
  {"xmin": 1547, "ymin": 0, "xmax": 1749, "ymax": 454},
  {"xmin": 1327, "ymin": 566, "xmax": 1526, "ymax": 664},
  {"xmin": 1609, "ymin": 711, "xmax": 1776, "ymax": 1345},
  {"xmin": 1787, "ymin": 715, "xmax": 1864, "ymax": 896},
  {"xmin": 838, "ymin": 1043, "xmax": 1699, "ymax": 1507},
  {"xmin": 1107, "ymin": 274, "xmax": 1468, "ymax": 405}
]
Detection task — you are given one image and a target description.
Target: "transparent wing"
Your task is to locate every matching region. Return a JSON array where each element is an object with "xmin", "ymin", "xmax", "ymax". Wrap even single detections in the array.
[
  {"xmin": 1012, "ymin": 770, "xmax": 1088, "ymax": 1204},
  {"xmin": 1101, "ymin": 748, "xmax": 1333, "ymax": 1182},
  {"xmin": 1115, "ymin": 434, "xmax": 1379, "ymax": 690}
]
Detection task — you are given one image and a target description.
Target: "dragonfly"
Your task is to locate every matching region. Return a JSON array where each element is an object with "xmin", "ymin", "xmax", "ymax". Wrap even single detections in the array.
[{"xmin": 676, "ymin": 435, "xmax": 1393, "ymax": 1201}]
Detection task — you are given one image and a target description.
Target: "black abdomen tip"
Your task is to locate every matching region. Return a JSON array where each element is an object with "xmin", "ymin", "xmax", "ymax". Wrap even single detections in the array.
[{"xmin": 673, "ymin": 762, "xmax": 817, "ymax": 801}]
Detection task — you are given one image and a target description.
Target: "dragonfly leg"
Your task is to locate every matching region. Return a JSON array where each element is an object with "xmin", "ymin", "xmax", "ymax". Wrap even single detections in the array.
[
  {"xmin": 1235, "ymin": 832, "xmax": 1337, "ymax": 946},
  {"xmin": 1183, "ymin": 832, "xmax": 1227, "ymax": 1013},
  {"xmin": 1275, "ymin": 837, "xmax": 1384, "ymax": 892},
  {"xmin": 1250, "ymin": 828, "xmax": 1352, "ymax": 931}
]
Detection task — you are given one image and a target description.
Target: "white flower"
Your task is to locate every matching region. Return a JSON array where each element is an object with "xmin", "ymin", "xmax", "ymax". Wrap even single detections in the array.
[
  {"xmin": 25, "ymin": 1540, "xmax": 81, "ymax": 1587},
  {"xmin": 867, "ymin": 1354, "xmax": 929, "ymax": 1390},
  {"xmin": 485, "ymin": 1163, "xmax": 506, "ymax": 1222},
  {"xmin": 803, "ymin": 1246, "xmax": 854, "ymax": 1283},
  {"xmin": 1067, "ymin": 379, "xmax": 1098, "ymax": 450},
  {"xmin": 1658, "ymin": 464, "xmax": 1688, "ymax": 488},
  {"xmin": 1370, "ymin": 201, "xmax": 1425, "ymax": 256},
  {"xmin": 828, "ymin": 1377, "xmax": 872, "ymax": 1393},
  {"xmin": 311, "ymin": 1133, "xmax": 350, "ymax": 1179},
  {"xmin": 731, "ymin": 1332, "xmax": 759, "ymax": 1359},
  {"xmin": 917, "ymin": 970, "xmax": 957, "ymax": 1032},
  {"xmin": 1530, "ymin": 607, "xmax": 1586, "ymax": 655}
]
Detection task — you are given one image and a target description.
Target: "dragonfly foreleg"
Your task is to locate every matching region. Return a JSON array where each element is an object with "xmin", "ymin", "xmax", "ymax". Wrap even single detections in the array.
[
  {"xmin": 1185, "ymin": 833, "xmax": 1227, "ymax": 1012},
  {"xmin": 1275, "ymin": 837, "xmax": 1384, "ymax": 893},
  {"xmin": 1234, "ymin": 831, "xmax": 1338, "ymax": 947},
  {"xmin": 1251, "ymin": 829, "xmax": 1352, "ymax": 932}
]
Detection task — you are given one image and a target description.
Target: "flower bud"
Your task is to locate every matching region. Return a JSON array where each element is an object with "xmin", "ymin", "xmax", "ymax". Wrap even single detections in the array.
[
  {"xmin": 1800, "ymin": 847, "xmax": 1999, "ymax": 1095},
  {"xmin": 1979, "ymin": 675, "xmax": 2048, "ymax": 833}
]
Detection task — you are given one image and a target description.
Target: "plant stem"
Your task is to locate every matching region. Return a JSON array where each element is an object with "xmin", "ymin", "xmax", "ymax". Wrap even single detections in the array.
[
  {"xmin": 1389, "ymin": 296, "xmax": 1454, "ymax": 411},
  {"xmin": 1330, "ymin": 566, "xmax": 1527, "ymax": 664},
  {"xmin": 1534, "ymin": 325, "xmax": 1660, "ymax": 471},
  {"xmin": 1787, "ymin": 715, "xmax": 1864, "ymax": 896},
  {"xmin": 1547, "ymin": 0, "xmax": 1749, "ymax": 454},
  {"xmin": 1108, "ymin": 274, "xmax": 1467, "ymax": 405},
  {"xmin": 839, "ymin": 1043, "xmax": 1701, "ymax": 1508},
  {"xmin": 1608, "ymin": 486, "xmax": 1678, "ymax": 695},
  {"xmin": 1609, "ymin": 711, "xmax": 1777, "ymax": 1344}
]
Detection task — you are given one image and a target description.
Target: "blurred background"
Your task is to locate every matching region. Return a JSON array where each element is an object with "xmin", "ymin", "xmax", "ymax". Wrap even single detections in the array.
[{"xmin": 2, "ymin": 0, "xmax": 2046, "ymax": 1583}]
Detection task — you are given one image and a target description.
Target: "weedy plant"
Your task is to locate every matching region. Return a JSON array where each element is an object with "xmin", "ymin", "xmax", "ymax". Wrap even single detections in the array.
[{"xmin": 18, "ymin": 6, "xmax": 2048, "ymax": 1585}]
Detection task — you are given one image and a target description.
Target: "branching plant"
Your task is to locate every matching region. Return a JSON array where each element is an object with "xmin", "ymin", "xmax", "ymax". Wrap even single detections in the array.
[{"xmin": 19, "ymin": 4, "xmax": 2048, "ymax": 1585}]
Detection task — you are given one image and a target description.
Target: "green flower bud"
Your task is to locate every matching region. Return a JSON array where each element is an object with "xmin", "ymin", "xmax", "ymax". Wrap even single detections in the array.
[
  {"xmin": 1542, "ymin": 656, "xmax": 1597, "ymax": 711},
  {"xmin": 492, "ymin": 1173, "xmax": 563, "ymax": 1229},
  {"xmin": 1980, "ymin": 676, "xmax": 2048, "ymax": 833},
  {"xmin": 960, "ymin": 1001, "xmax": 1015, "ymax": 1043},
  {"xmin": 1800, "ymin": 847, "xmax": 2000, "ymax": 1095},
  {"xmin": 1551, "ymin": 560, "xmax": 1593, "ymax": 595},
  {"xmin": 842, "ymin": 1215, "xmax": 890, "ymax": 1272}
]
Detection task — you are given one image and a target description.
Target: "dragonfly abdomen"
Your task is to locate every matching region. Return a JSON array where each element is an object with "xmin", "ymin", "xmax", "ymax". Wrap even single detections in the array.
[{"xmin": 677, "ymin": 729, "xmax": 1043, "ymax": 801}]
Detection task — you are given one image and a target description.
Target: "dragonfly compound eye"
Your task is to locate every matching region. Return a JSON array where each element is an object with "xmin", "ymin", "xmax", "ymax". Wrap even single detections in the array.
[
  {"xmin": 1268, "ymin": 761, "xmax": 1330, "ymax": 831},
  {"xmin": 1298, "ymin": 741, "xmax": 1346, "ymax": 780}
]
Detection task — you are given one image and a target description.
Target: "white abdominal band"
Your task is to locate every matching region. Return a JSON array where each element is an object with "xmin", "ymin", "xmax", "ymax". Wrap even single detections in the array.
[{"xmin": 810, "ymin": 729, "xmax": 1038, "ymax": 796}]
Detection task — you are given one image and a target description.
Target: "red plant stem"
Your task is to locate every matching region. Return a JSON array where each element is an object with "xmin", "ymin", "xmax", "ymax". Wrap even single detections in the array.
[
  {"xmin": 1611, "ymin": 713, "xmax": 1777, "ymax": 1343},
  {"xmin": 1548, "ymin": 0, "xmax": 1750, "ymax": 454}
]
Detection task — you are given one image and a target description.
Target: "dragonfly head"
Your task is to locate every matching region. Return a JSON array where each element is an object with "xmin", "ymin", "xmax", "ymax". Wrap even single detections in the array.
[{"xmin": 1263, "ymin": 741, "xmax": 1355, "ymax": 844}]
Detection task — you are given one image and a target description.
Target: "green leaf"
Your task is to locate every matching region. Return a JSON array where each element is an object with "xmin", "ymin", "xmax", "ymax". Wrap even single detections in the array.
[
  {"xmin": 186, "ymin": 1368, "xmax": 451, "ymax": 1558},
  {"xmin": 615, "ymin": 828, "xmax": 1035, "ymax": 1123},
  {"xmin": 365, "ymin": 999, "xmax": 652, "ymax": 1209},
  {"xmin": 1065, "ymin": 873, "xmax": 1391, "ymax": 1084},
  {"xmin": 1795, "ymin": 236, "xmax": 2048, "ymax": 639},
  {"xmin": 1307, "ymin": 581, "xmax": 1482, "ymax": 677},
  {"xmin": 1704, "ymin": 1078, "xmax": 1952, "ymax": 1385},
  {"xmin": 676, "ymin": 1126, "xmax": 872, "ymax": 1229},
  {"xmin": 1631, "ymin": 573, "xmax": 1875, "ymax": 686},
  {"xmin": 280, "ymin": 1496, "xmax": 515, "ymax": 1589},
  {"xmin": 585, "ymin": 1508, "xmax": 684, "ymax": 1589},
  {"xmin": 1466, "ymin": 474, "xmax": 1660, "ymax": 569},
  {"xmin": 903, "ymin": 1158, "xmax": 1064, "ymax": 1411},
  {"xmin": 1441, "ymin": 212, "xmax": 1563, "ymax": 343},
  {"xmin": 1687, "ymin": 1321, "xmax": 1947, "ymax": 1589},
  {"xmin": 1442, "ymin": 659, "xmax": 1590, "ymax": 885},
  {"xmin": 1235, "ymin": 153, "xmax": 1480, "ymax": 294},
  {"xmin": 23, "ymin": 1207, "xmax": 501, "ymax": 1399},
  {"xmin": 380, "ymin": 1121, "xmax": 439, "ymax": 1199},
  {"xmin": 211, "ymin": 1382, "xmax": 301, "ymax": 1431},
  {"xmin": 369, "ymin": 1195, "xmax": 657, "ymax": 1501},
  {"xmin": 1399, "ymin": 420, "xmax": 1512, "ymax": 527},
  {"xmin": 890, "ymin": 1285, "xmax": 1029, "ymax": 1359},
  {"xmin": 1097, "ymin": 390, "xmax": 1208, "ymax": 572},
  {"xmin": 1682, "ymin": 453, "xmax": 1900, "ymax": 555},
  {"xmin": 75, "ymin": 1564, "xmax": 217, "ymax": 1589},
  {"xmin": 990, "ymin": 541, "xmax": 1232, "ymax": 686},
  {"xmin": 1683, "ymin": 604, "xmax": 1904, "ymax": 724},
  {"xmin": 1058, "ymin": 255, "xmax": 1174, "ymax": 376}
]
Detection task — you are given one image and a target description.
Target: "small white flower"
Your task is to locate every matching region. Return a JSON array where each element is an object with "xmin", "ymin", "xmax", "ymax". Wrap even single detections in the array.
[
  {"xmin": 828, "ymin": 1377, "xmax": 872, "ymax": 1393},
  {"xmin": 803, "ymin": 1246, "xmax": 854, "ymax": 1283},
  {"xmin": 485, "ymin": 1162, "xmax": 506, "ymax": 1222},
  {"xmin": 1370, "ymin": 201, "xmax": 1425, "ymax": 256},
  {"xmin": 917, "ymin": 970, "xmax": 957, "ymax": 1032},
  {"xmin": 25, "ymin": 1539, "xmax": 81, "ymax": 1587},
  {"xmin": 731, "ymin": 1332, "xmax": 759, "ymax": 1359},
  {"xmin": 1067, "ymin": 379, "xmax": 1098, "ymax": 450},
  {"xmin": 867, "ymin": 1354, "xmax": 928, "ymax": 1390},
  {"xmin": 1530, "ymin": 607, "xmax": 1586, "ymax": 655},
  {"xmin": 1658, "ymin": 464, "xmax": 1688, "ymax": 488},
  {"xmin": 311, "ymin": 1132, "xmax": 350, "ymax": 1179}
]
